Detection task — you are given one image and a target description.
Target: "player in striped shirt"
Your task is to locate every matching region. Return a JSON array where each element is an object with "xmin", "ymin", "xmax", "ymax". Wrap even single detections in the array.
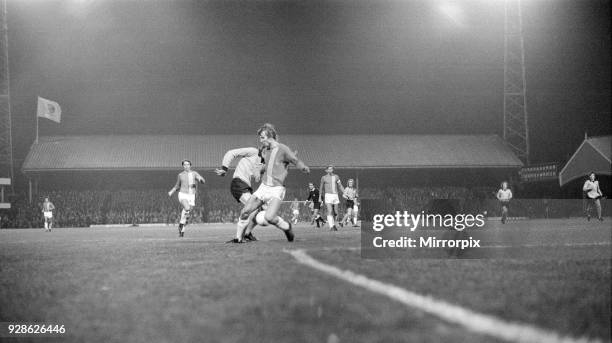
[
  {"xmin": 319, "ymin": 165, "xmax": 344, "ymax": 231},
  {"xmin": 42, "ymin": 196, "xmax": 55, "ymax": 232},
  {"xmin": 215, "ymin": 146, "xmax": 264, "ymax": 241},
  {"xmin": 340, "ymin": 178, "xmax": 358, "ymax": 227},
  {"xmin": 231, "ymin": 123, "xmax": 310, "ymax": 243},
  {"xmin": 168, "ymin": 160, "xmax": 205, "ymax": 237}
]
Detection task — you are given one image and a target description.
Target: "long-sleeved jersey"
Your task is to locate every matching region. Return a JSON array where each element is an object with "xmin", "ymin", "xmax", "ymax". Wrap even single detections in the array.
[
  {"xmin": 172, "ymin": 171, "xmax": 205, "ymax": 194},
  {"xmin": 343, "ymin": 187, "xmax": 358, "ymax": 201},
  {"xmin": 260, "ymin": 142, "xmax": 302, "ymax": 187},
  {"xmin": 583, "ymin": 180, "xmax": 603, "ymax": 199},
  {"xmin": 307, "ymin": 188, "xmax": 320, "ymax": 203},
  {"xmin": 221, "ymin": 147, "xmax": 262, "ymax": 186}
]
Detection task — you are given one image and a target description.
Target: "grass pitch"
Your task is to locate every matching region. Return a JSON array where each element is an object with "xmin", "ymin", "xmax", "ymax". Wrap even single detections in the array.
[{"xmin": 0, "ymin": 218, "xmax": 610, "ymax": 343}]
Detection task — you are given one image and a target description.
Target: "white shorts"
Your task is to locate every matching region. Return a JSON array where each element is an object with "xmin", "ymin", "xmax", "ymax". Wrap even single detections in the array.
[
  {"xmin": 178, "ymin": 192, "xmax": 196, "ymax": 207},
  {"xmin": 292, "ymin": 209, "xmax": 299, "ymax": 215},
  {"xmin": 43, "ymin": 211, "xmax": 53, "ymax": 219},
  {"xmin": 253, "ymin": 184, "xmax": 286, "ymax": 203},
  {"xmin": 325, "ymin": 193, "xmax": 340, "ymax": 205}
]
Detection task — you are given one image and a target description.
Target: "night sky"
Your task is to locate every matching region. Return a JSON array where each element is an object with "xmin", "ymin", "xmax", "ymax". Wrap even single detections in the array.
[{"xmin": 6, "ymin": 0, "xmax": 611, "ymax": 166}]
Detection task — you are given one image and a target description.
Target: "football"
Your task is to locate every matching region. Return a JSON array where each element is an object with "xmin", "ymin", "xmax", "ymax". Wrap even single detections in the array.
[{"xmin": 255, "ymin": 211, "xmax": 270, "ymax": 226}]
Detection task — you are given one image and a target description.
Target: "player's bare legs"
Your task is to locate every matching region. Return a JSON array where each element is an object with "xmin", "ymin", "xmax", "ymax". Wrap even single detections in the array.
[
  {"xmin": 179, "ymin": 199, "xmax": 192, "ymax": 236},
  {"xmin": 341, "ymin": 207, "xmax": 353, "ymax": 226},
  {"xmin": 233, "ymin": 196, "xmax": 263, "ymax": 243},
  {"xmin": 325, "ymin": 203, "xmax": 338, "ymax": 231},
  {"xmin": 264, "ymin": 197, "xmax": 294, "ymax": 241},
  {"xmin": 239, "ymin": 193, "xmax": 258, "ymax": 241}
]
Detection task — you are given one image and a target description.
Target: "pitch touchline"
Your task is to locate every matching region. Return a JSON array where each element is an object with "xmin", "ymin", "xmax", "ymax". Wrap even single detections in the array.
[{"xmin": 285, "ymin": 248, "xmax": 601, "ymax": 343}]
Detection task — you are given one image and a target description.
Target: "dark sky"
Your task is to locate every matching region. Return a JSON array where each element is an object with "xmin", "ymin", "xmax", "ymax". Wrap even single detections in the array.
[{"xmin": 7, "ymin": 0, "xmax": 611, "ymax": 165}]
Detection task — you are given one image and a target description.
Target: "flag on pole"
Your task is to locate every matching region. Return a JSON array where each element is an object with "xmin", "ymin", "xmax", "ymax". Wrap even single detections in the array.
[{"xmin": 37, "ymin": 96, "xmax": 61, "ymax": 123}]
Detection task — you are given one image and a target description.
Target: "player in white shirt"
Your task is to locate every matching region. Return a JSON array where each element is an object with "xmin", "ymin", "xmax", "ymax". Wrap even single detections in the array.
[
  {"xmin": 42, "ymin": 196, "xmax": 55, "ymax": 232},
  {"xmin": 215, "ymin": 147, "xmax": 264, "ymax": 241},
  {"xmin": 290, "ymin": 198, "xmax": 300, "ymax": 224},
  {"xmin": 340, "ymin": 179, "xmax": 358, "ymax": 227},
  {"xmin": 495, "ymin": 181, "xmax": 512, "ymax": 224},
  {"xmin": 168, "ymin": 160, "xmax": 205, "ymax": 237},
  {"xmin": 583, "ymin": 172, "xmax": 604, "ymax": 221}
]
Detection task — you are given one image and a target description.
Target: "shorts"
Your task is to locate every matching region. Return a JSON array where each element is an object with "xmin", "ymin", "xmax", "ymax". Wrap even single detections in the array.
[
  {"xmin": 253, "ymin": 184, "xmax": 286, "ymax": 203},
  {"xmin": 499, "ymin": 200, "xmax": 510, "ymax": 209},
  {"xmin": 312, "ymin": 202, "xmax": 321, "ymax": 210},
  {"xmin": 292, "ymin": 209, "xmax": 299, "ymax": 215},
  {"xmin": 324, "ymin": 193, "xmax": 340, "ymax": 205},
  {"xmin": 43, "ymin": 211, "xmax": 53, "ymax": 219},
  {"xmin": 345, "ymin": 199, "xmax": 355, "ymax": 210},
  {"xmin": 178, "ymin": 192, "xmax": 196, "ymax": 207},
  {"xmin": 230, "ymin": 178, "xmax": 253, "ymax": 203}
]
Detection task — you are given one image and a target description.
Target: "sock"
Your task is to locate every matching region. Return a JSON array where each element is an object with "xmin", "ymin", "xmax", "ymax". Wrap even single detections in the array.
[
  {"xmin": 180, "ymin": 209, "xmax": 190, "ymax": 225},
  {"xmin": 327, "ymin": 216, "xmax": 334, "ymax": 227},
  {"xmin": 236, "ymin": 219, "xmax": 249, "ymax": 240},
  {"xmin": 273, "ymin": 216, "xmax": 290, "ymax": 230}
]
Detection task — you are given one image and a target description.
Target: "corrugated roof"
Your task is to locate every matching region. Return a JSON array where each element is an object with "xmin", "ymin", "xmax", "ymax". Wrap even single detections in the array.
[
  {"xmin": 22, "ymin": 134, "xmax": 523, "ymax": 172},
  {"xmin": 559, "ymin": 135, "xmax": 612, "ymax": 186},
  {"xmin": 587, "ymin": 136, "xmax": 611, "ymax": 162}
]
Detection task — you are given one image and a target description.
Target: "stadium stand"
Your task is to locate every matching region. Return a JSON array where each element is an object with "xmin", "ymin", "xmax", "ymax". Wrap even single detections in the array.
[{"xmin": 2, "ymin": 134, "xmax": 532, "ymax": 228}]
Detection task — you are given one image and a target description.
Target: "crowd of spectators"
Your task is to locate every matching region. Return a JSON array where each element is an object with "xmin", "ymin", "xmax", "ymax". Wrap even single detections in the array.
[{"xmin": 0, "ymin": 186, "xmax": 601, "ymax": 228}]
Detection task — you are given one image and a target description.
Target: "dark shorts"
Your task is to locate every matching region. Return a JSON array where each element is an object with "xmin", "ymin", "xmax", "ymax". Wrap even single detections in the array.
[
  {"xmin": 312, "ymin": 202, "xmax": 321, "ymax": 210},
  {"xmin": 500, "ymin": 200, "xmax": 510, "ymax": 209},
  {"xmin": 230, "ymin": 178, "xmax": 252, "ymax": 203},
  {"xmin": 346, "ymin": 200, "xmax": 355, "ymax": 209}
]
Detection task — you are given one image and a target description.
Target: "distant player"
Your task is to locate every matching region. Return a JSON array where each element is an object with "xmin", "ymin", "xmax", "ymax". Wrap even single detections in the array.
[
  {"xmin": 340, "ymin": 178, "xmax": 358, "ymax": 227},
  {"xmin": 306, "ymin": 182, "xmax": 325, "ymax": 228},
  {"xmin": 290, "ymin": 198, "xmax": 300, "ymax": 224},
  {"xmin": 215, "ymin": 146, "xmax": 264, "ymax": 241},
  {"xmin": 231, "ymin": 123, "xmax": 310, "ymax": 243},
  {"xmin": 583, "ymin": 172, "xmax": 604, "ymax": 221},
  {"xmin": 42, "ymin": 196, "xmax": 55, "ymax": 232},
  {"xmin": 168, "ymin": 160, "xmax": 205, "ymax": 237},
  {"xmin": 352, "ymin": 198, "xmax": 360, "ymax": 227},
  {"xmin": 320, "ymin": 165, "xmax": 344, "ymax": 231},
  {"xmin": 496, "ymin": 181, "xmax": 512, "ymax": 224}
]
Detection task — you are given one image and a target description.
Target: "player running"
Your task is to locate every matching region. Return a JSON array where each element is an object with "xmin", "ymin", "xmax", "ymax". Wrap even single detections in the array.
[
  {"xmin": 168, "ymin": 160, "xmax": 205, "ymax": 237},
  {"xmin": 290, "ymin": 198, "xmax": 300, "ymax": 224},
  {"xmin": 42, "ymin": 196, "xmax": 55, "ymax": 232},
  {"xmin": 340, "ymin": 178, "xmax": 358, "ymax": 227},
  {"xmin": 496, "ymin": 181, "xmax": 512, "ymax": 224},
  {"xmin": 306, "ymin": 182, "xmax": 325, "ymax": 228},
  {"xmin": 320, "ymin": 165, "xmax": 344, "ymax": 231},
  {"xmin": 231, "ymin": 123, "xmax": 310, "ymax": 243},
  {"xmin": 583, "ymin": 172, "xmax": 604, "ymax": 221},
  {"xmin": 215, "ymin": 146, "xmax": 264, "ymax": 241}
]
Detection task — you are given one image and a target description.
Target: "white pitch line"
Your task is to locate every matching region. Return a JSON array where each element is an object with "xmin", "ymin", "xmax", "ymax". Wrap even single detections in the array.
[{"xmin": 285, "ymin": 248, "xmax": 602, "ymax": 343}]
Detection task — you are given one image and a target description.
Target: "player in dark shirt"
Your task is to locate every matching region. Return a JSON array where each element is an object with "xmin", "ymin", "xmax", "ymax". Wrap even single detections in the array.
[{"xmin": 306, "ymin": 183, "xmax": 325, "ymax": 228}]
